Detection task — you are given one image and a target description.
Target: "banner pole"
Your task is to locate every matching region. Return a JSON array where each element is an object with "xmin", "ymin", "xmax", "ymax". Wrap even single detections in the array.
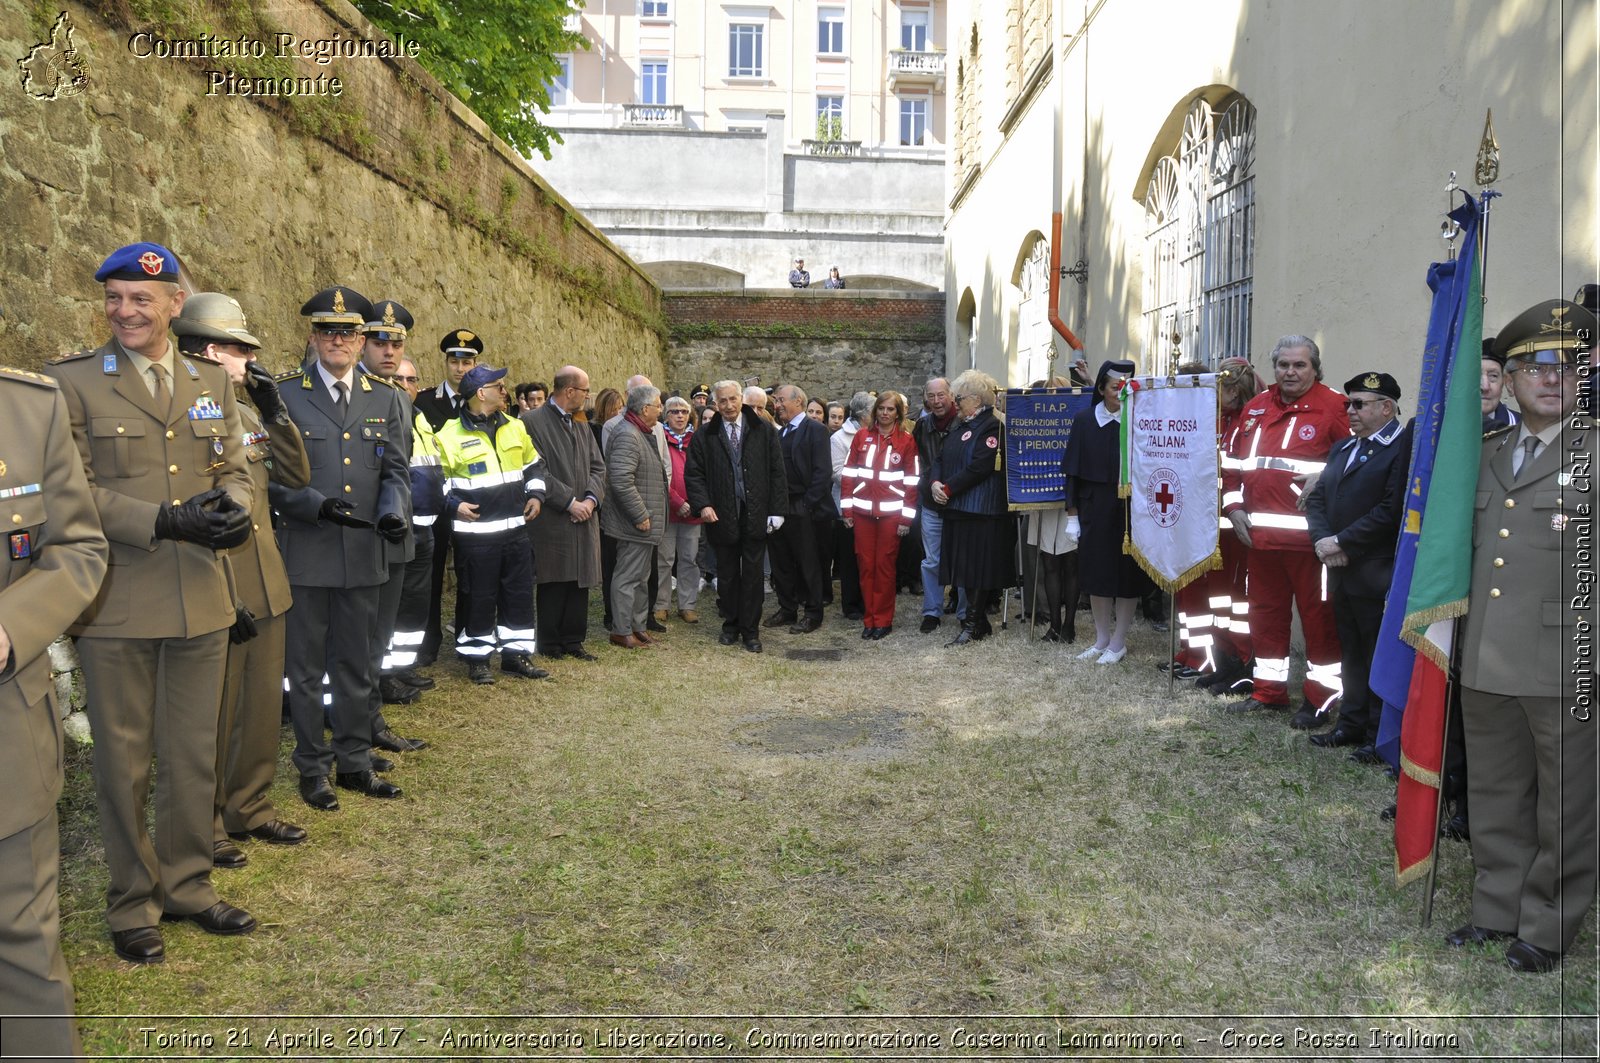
[
  {"xmin": 1168, "ymin": 618, "xmax": 1177, "ymax": 697},
  {"xmin": 1420, "ymin": 617, "xmax": 1464, "ymax": 928}
]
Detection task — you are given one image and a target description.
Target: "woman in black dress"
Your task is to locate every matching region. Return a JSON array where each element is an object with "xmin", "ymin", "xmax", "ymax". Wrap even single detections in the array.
[
  {"xmin": 933, "ymin": 370, "xmax": 1015, "ymax": 646},
  {"xmin": 1062, "ymin": 359, "xmax": 1152, "ymax": 663}
]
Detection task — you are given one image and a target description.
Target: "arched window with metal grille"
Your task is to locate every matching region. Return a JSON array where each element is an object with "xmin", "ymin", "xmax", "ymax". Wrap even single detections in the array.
[{"xmin": 1141, "ymin": 95, "xmax": 1256, "ymax": 376}]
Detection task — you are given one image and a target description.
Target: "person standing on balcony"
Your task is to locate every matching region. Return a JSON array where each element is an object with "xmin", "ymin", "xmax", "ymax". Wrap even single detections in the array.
[
  {"xmin": 789, "ymin": 258, "xmax": 811, "ymax": 288},
  {"xmin": 824, "ymin": 267, "xmax": 847, "ymax": 290}
]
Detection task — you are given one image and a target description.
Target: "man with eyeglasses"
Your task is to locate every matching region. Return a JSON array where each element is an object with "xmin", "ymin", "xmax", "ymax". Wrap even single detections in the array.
[
  {"xmin": 434, "ymin": 364, "xmax": 547, "ymax": 682},
  {"xmin": 1221, "ymin": 334, "xmax": 1351, "ymax": 728},
  {"xmin": 521, "ymin": 366, "xmax": 606, "ymax": 661},
  {"xmin": 357, "ymin": 301, "xmax": 436, "ymax": 746},
  {"xmin": 1304, "ymin": 372, "xmax": 1412, "ymax": 761},
  {"xmin": 1446, "ymin": 298, "xmax": 1597, "ymax": 974},
  {"xmin": 272, "ymin": 286, "xmax": 411, "ymax": 810},
  {"xmin": 413, "ymin": 330, "xmax": 482, "ymax": 666}
]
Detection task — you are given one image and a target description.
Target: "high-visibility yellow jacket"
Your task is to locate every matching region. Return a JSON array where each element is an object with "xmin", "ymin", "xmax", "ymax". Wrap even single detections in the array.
[{"xmin": 436, "ymin": 411, "xmax": 546, "ymax": 538}]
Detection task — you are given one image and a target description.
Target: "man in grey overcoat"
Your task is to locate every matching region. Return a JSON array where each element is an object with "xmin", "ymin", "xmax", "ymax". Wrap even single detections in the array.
[
  {"xmin": 522, "ymin": 365, "xmax": 606, "ymax": 661},
  {"xmin": 601, "ymin": 384, "xmax": 668, "ymax": 648}
]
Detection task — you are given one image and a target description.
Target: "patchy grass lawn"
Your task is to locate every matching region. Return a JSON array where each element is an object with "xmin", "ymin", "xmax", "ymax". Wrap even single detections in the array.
[{"xmin": 57, "ymin": 592, "xmax": 1597, "ymax": 1058}]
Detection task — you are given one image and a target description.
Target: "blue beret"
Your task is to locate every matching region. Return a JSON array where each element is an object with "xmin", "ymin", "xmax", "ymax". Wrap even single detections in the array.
[
  {"xmin": 95, "ymin": 242, "xmax": 180, "ymax": 283},
  {"xmin": 459, "ymin": 364, "xmax": 507, "ymax": 399}
]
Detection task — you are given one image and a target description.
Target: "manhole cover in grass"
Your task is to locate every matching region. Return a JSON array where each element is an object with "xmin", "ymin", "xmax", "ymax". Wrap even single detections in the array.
[
  {"xmin": 734, "ymin": 707, "xmax": 908, "ymax": 759},
  {"xmin": 785, "ymin": 648, "xmax": 843, "ymax": 662}
]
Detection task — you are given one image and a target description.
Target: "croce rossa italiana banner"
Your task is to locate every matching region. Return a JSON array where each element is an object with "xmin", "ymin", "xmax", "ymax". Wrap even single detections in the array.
[{"xmin": 1119, "ymin": 376, "xmax": 1221, "ymax": 590}]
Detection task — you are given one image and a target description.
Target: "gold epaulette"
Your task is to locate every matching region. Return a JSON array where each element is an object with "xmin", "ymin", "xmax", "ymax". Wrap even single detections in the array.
[
  {"xmin": 48, "ymin": 348, "xmax": 93, "ymax": 364},
  {"xmin": 273, "ymin": 368, "xmax": 306, "ymax": 383},
  {"xmin": 0, "ymin": 365, "xmax": 62, "ymax": 388},
  {"xmin": 364, "ymin": 372, "xmax": 399, "ymax": 389},
  {"xmin": 1482, "ymin": 423, "xmax": 1515, "ymax": 442}
]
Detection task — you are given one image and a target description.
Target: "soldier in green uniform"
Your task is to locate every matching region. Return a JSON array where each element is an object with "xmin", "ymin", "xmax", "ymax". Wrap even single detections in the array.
[
  {"xmin": 1446, "ymin": 298, "xmax": 1598, "ymax": 972},
  {"xmin": 171, "ymin": 294, "xmax": 311, "ymax": 869},
  {"xmin": 0, "ymin": 367, "xmax": 106, "ymax": 1059},
  {"xmin": 46, "ymin": 242, "xmax": 257, "ymax": 964}
]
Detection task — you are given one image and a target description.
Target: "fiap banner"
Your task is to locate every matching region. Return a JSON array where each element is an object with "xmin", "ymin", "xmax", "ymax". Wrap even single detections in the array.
[{"xmin": 1002, "ymin": 388, "xmax": 1093, "ymax": 509}]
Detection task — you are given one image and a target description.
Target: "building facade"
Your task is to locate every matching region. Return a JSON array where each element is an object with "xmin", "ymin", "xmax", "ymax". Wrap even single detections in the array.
[
  {"xmin": 945, "ymin": 0, "xmax": 1598, "ymax": 389},
  {"xmin": 531, "ymin": 0, "xmax": 949, "ymax": 289}
]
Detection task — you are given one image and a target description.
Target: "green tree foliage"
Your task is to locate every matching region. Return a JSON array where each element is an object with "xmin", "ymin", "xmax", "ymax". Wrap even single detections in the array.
[{"xmin": 352, "ymin": 0, "xmax": 588, "ymax": 159}]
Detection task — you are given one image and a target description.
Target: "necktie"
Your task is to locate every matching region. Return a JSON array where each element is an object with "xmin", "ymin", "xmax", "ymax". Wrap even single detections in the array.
[
  {"xmin": 728, "ymin": 422, "xmax": 741, "ymax": 460},
  {"xmin": 335, "ymin": 380, "xmax": 349, "ymax": 414},
  {"xmin": 1514, "ymin": 436, "xmax": 1539, "ymax": 481},
  {"xmin": 150, "ymin": 364, "xmax": 171, "ymax": 415}
]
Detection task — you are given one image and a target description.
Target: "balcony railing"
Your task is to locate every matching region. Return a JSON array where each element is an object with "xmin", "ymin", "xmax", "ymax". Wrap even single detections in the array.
[
  {"xmin": 623, "ymin": 103, "xmax": 686, "ymax": 128},
  {"xmin": 888, "ymin": 48, "xmax": 946, "ymax": 89},
  {"xmin": 802, "ymin": 138, "xmax": 862, "ymax": 157}
]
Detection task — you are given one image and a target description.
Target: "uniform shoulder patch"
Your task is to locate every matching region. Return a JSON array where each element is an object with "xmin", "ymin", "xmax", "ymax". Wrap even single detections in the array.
[
  {"xmin": 364, "ymin": 373, "xmax": 399, "ymax": 389},
  {"xmin": 48, "ymin": 348, "xmax": 94, "ymax": 364},
  {"xmin": 0, "ymin": 365, "xmax": 61, "ymax": 388},
  {"xmin": 273, "ymin": 368, "xmax": 306, "ymax": 383}
]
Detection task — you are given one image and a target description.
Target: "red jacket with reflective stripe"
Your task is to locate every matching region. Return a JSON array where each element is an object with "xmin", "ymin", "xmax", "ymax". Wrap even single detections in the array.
[
  {"xmin": 1220, "ymin": 382, "xmax": 1349, "ymax": 551},
  {"xmin": 840, "ymin": 425, "xmax": 919, "ymax": 525}
]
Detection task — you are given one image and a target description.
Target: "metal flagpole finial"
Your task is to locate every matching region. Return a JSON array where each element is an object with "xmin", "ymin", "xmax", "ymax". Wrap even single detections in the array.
[
  {"xmin": 1441, "ymin": 171, "xmax": 1462, "ymax": 260},
  {"xmin": 1474, "ymin": 109, "xmax": 1500, "ymax": 188}
]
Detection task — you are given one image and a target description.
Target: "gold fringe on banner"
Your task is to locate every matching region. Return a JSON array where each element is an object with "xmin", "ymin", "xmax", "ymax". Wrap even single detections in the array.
[
  {"xmin": 1395, "ymin": 851, "xmax": 1435, "ymax": 888},
  {"xmin": 1400, "ymin": 750, "xmax": 1442, "ymax": 790},
  {"xmin": 1127, "ymin": 545, "xmax": 1223, "ymax": 595},
  {"xmin": 1399, "ymin": 600, "xmax": 1468, "ymax": 670}
]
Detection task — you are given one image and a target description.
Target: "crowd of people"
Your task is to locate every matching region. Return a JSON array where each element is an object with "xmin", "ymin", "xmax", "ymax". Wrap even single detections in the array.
[{"xmin": 1, "ymin": 239, "xmax": 1594, "ymax": 1057}]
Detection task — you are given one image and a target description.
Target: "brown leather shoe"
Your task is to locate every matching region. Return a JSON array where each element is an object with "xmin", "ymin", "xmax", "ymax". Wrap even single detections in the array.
[
  {"xmin": 608, "ymin": 633, "xmax": 644, "ymax": 649},
  {"xmin": 653, "ymin": 609, "xmax": 669, "ymax": 624},
  {"xmin": 678, "ymin": 609, "xmax": 699, "ymax": 623},
  {"xmin": 633, "ymin": 630, "xmax": 661, "ymax": 646}
]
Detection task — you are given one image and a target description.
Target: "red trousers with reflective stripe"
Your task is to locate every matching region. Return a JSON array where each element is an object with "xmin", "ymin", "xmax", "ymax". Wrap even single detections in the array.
[
  {"xmin": 1246, "ymin": 548, "xmax": 1339, "ymax": 708},
  {"xmin": 852, "ymin": 516, "xmax": 904, "ymax": 629},
  {"xmin": 1175, "ymin": 534, "xmax": 1251, "ymax": 669}
]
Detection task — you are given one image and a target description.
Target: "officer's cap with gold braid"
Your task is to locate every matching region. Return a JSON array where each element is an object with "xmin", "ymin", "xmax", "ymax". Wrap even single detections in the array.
[
  {"xmin": 1342, "ymin": 371, "xmax": 1400, "ymax": 401},
  {"xmin": 439, "ymin": 328, "xmax": 484, "ymax": 358},
  {"xmin": 300, "ymin": 285, "xmax": 372, "ymax": 329},
  {"xmin": 95, "ymin": 242, "xmax": 180, "ymax": 283},
  {"xmin": 1493, "ymin": 299, "xmax": 1597, "ymax": 364},
  {"xmin": 364, "ymin": 299, "xmax": 414, "ymax": 342}
]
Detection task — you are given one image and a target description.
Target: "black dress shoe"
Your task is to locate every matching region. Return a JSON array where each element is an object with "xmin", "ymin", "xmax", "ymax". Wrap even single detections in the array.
[
  {"xmin": 860, "ymin": 627, "xmax": 873, "ymax": 639},
  {"xmin": 501, "ymin": 654, "xmax": 551, "ymax": 679},
  {"xmin": 789, "ymin": 617, "xmax": 823, "ymax": 634},
  {"xmin": 299, "ymin": 775, "xmax": 340, "ymax": 811},
  {"xmin": 919, "ymin": 615, "xmax": 940, "ymax": 633},
  {"xmin": 1441, "ymin": 811, "xmax": 1470, "ymax": 841},
  {"xmin": 763, "ymin": 610, "xmax": 796, "ymax": 628},
  {"xmin": 1506, "ymin": 938, "xmax": 1562, "ymax": 973},
  {"xmin": 379, "ymin": 676, "xmax": 421, "ymax": 704},
  {"xmin": 414, "ymin": 650, "xmax": 437, "ymax": 668},
  {"xmin": 212, "ymin": 839, "xmax": 248, "ymax": 869},
  {"xmin": 1445, "ymin": 924, "xmax": 1514, "ymax": 948},
  {"xmin": 468, "ymin": 660, "xmax": 495, "ymax": 684},
  {"xmin": 1310, "ymin": 726, "xmax": 1363, "ymax": 748},
  {"xmin": 718, "ymin": 630, "xmax": 738, "ymax": 646},
  {"xmin": 570, "ymin": 648, "xmax": 599, "ymax": 661},
  {"xmin": 231, "ymin": 819, "xmax": 307, "ymax": 845},
  {"xmin": 742, "ymin": 638, "xmax": 763, "ymax": 653},
  {"xmin": 646, "ymin": 617, "xmax": 668, "ymax": 633},
  {"xmin": 1171, "ymin": 664, "xmax": 1203, "ymax": 680},
  {"xmin": 1348, "ymin": 743, "xmax": 1384, "ymax": 765},
  {"xmin": 394, "ymin": 668, "xmax": 435, "ymax": 690},
  {"xmin": 946, "ymin": 625, "xmax": 976, "ymax": 647},
  {"xmin": 1379, "ymin": 802, "xmax": 1396, "ymax": 821},
  {"xmin": 112, "ymin": 926, "xmax": 164, "ymax": 964},
  {"xmin": 374, "ymin": 727, "xmax": 428, "ymax": 753},
  {"xmin": 871, "ymin": 626, "xmax": 891, "ymax": 640},
  {"xmin": 336, "ymin": 770, "xmax": 403, "ymax": 798},
  {"xmin": 370, "ymin": 754, "xmax": 396, "ymax": 773},
  {"xmin": 1287, "ymin": 706, "xmax": 1325, "ymax": 730},
  {"xmin": 167, "ymin": 900, "xmax": 257, "ymax": 936}
]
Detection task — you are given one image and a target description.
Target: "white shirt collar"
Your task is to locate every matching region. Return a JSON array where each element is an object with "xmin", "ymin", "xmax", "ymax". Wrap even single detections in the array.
[
  {"xmin": 315, "ymin": 360, "xmax": 356, "ymax": 400},
  {"xmin": 1094, "ymin": 402, "xmax": 1121, "ymax": 428}
]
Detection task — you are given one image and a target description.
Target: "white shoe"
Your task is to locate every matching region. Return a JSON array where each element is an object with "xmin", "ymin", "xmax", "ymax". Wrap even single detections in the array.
[
  {"xmin": 1096, "ymin": 648, "xmax": 1128, "ymax": 665},
  {"xmin": 1076, "ymin": 646, "xmax": 1105, "ymax": 660}
]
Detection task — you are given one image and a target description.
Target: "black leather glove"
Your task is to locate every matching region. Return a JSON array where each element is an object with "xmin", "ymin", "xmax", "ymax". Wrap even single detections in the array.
[
  {"xmin": 155, "ymin": 488, "xmax": 253, "ymax": 549},
  {"xmin": 318, "ymin": 498, "xmax": 374, "ymax": 529},
  {"xmin": 229, "ymin": 604, "xmax": 258, "ymax": 644},
  {"xmin": 242, "ymin": 361, "xmax": 287, "ymax": 424},
  {"xmin": 376, "ymin": 513, "xmax": 407, "ymax": 544}
]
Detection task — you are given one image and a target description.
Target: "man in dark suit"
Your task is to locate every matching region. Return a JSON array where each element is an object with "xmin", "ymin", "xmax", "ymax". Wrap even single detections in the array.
[
  {"xmin": 1445, "ymin": 298, "xmax": 1596, "ymax": 973},
  {"xmin": 1304, "ymin": 371, "xmax": 1412, "ymax": 759},
  {"xmin": 272, "ymin": 286, "xmax": 411, "ymax": 810},
  {"xmin": 765, "ymin": 384, "xmax": 835, "ymax": 633},
  {"xmin": 684, "ymin": 379, "xmax": 787, "ymax": 653},
  {"xmin": 47, "ymin": 243, "xmax": 257, "ymax": 964},
  {"xmin": 412, "ymin": 330, "xmax": 481, "ymax": 666}
]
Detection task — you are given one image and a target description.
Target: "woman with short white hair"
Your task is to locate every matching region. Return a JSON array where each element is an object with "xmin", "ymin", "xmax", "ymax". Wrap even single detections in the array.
[{"xmin": 930, "ymin": 370, "xmax": 1013, "ymax": 646}]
